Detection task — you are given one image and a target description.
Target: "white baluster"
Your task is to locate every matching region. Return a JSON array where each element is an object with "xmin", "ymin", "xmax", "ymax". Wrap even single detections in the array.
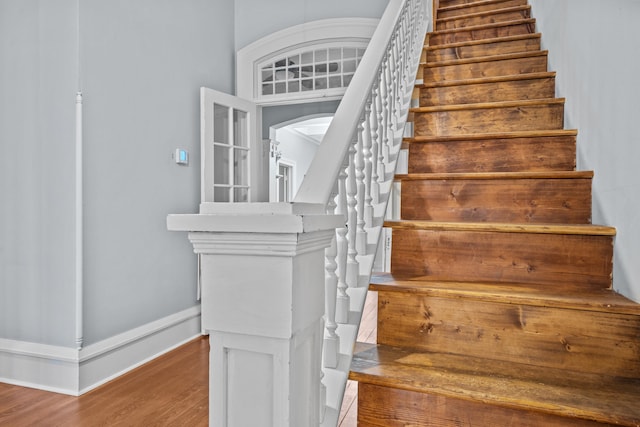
[
  {"xmin": 380, "ymin": 57, "xmax": 391, "ymax": 177},
  {"xmin": 370, "ymin": 80, "xmax": 381, "ymax": 205},
  {"xmin": 355, "ymin": 115, "xmax": 367, "ymax": 256},
  {"xmin": 363, "ymin": 97, "xmax": 375, "ymax": 228},
  {"xmin": 323, "ymin": 184, "xmax": 340, "ymax": 368},
  {"xmin": 335, "ymin": 159, "xmax": 350, "ymax": 323},
  {"xmin": 346, "ymin": 138, "xmax": 360, "ymax": 288}
]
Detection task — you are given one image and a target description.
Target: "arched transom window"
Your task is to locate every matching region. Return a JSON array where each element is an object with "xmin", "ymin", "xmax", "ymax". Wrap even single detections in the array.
[
  {"xmin": 237, "ymin": 18, "xmax": 378, "ymax": 106},
  {"xmin": 258, "ymin": 43, "xmax": 367, "ymax": 100}
]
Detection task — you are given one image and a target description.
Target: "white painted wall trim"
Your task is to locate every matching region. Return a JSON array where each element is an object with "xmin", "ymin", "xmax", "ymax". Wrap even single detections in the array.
[
  {"xmin": 237, "ymin": 18, "xmax": 379, "ymax": 105},
  {"xmin": 0, "ymin": 306, "xmax": 201, "ymax": 396}
]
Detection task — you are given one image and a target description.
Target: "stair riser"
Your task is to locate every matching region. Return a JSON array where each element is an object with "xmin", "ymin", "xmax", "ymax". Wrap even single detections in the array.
[
  {"xmin": 427, "ymin": 36, "xmax": 540, "ymax": 62},
  {"xmin": 438, "ymin": 0, "xmax": 528, "ymax": 19},
  {"xmin": 439, "ymin": 0, "xmax": 497, "ymax": 8},
  {"xmin": 437, "ymin": 8, "xmax": 531, "ymax": 31},
  {"xmin": 413, "ymin": 102, "xmax": 564, "ymax": 136},
  {"xmin": 429, "ymin": 20, "xmax": 536, "ymax": 45},
  {"xmin": 408, "ymin": 135, "xmax": 576, "ymax": 173},
  {"xmin": 390, "ymin": 228, "xmax": 613, "ymax": 288},
  {"xmin": 377, "ymin": 292, "xmax": 640, "ymax": 378},
  {"xmin": 423, "ymin": 54, "xmax": 547, "ymax": 82},
  {"xmin": 400, "ymin": 178, "xmax": 592, "ymax": 223},
  {"xmin": 420, "ymin": 75, "xmax": 555, "ymax": 106},
  {"xmin": 358, "ymin": 384, "xmax": 614, "ymax": 427}
]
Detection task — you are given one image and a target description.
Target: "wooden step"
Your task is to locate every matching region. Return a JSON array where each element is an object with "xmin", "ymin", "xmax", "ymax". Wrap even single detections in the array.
[
  {"xmin": 429, "ymin": 18, "xmax": 536, "ymax": 45},
  {"xmin": 438, "ymin": 0, "xmax": 528, "ymax": 20},
  {"xmin": 385, "ymin": 220, "xmax": 615, "ymax": 288},
  {"xmin": 370, "ymin": 275, "xmax": 640, "ymax": 378},
  {"xmin": 412, "ymin": 98, "xmax": 564, "ymax": 137},
  {"xmin": 351, "ymin": 343, "xmax": 640, "ymax": 426},
  {"xmin": 423, "ymin": 50, "xmax": 548, "ymax": 82},
  {"xmin": 419, "ymin": 71, "xmax": 555, "ymax": 106},
  {"xmin": 439, "ymin": 0, "xmax": 496, "ymax": 8},
  {"xmin": 397, "ymin": 171, "xmax": 593, "ymax": 223},
  {"xmin": 405, "ymin": 130, "xmax": 577, "ymax": 173},
  {"xmin": 436, "ymin": 5, "xmax": 531, "ymax": 31},
  {"xmin": 426, "ymin": 33, "xmax": 541, "ymax": 62}
]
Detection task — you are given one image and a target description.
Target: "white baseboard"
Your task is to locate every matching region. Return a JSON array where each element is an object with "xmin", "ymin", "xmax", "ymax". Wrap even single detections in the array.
[
  {"xmin": 0, "ymin": 340, "xmax": 80, "ymax": 395},
  {"xmin": 0, "ymin": 305, "xmax": 202, "ymax": 396}
]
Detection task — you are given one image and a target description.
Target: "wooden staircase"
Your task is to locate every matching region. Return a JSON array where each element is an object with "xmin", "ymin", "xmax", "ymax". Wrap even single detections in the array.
[{"xmin": 349, "ymin": 0, "xmax": 640, "ymax": 425}]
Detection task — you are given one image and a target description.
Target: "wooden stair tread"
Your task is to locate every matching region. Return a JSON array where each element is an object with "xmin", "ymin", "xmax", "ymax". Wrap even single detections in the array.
[
  {"xmin": 423, "ymin": 49, "xmax": 547, "ymax": 68},
  {"xmin": 383, "ymin": 220, "xmax": 617, "ymax": 236},
  {"xmin": 425, "ymin": 33, "xmax": 540, "ymax": 51},
  {"xmin": 350, "ymin": 343, "xmax": 640, "ymax": 426},
  {"xmin": 430, "ymin": 18, "xmax": 536, "ymax": 36},
  {"xmin": 370, "ymin": 273, "xmax": 640, "ymax": 315},
  {"xmin": 395, "ymin": 171, "xmax": 592, "ymax": 181},
  {"xmin": 418, "ymin": 71, "xmax": 555, "ymax": 89},
  {"xmin": 404, "ymin": 129, "xmax": 578, "ymax": 143},
  {"xmin": 410, "ymin": 97, "xmax": 564, "ymax": 113},
  {"xmin": 438, "ymin": 0, "xmax": 525, "ymax": 13},
  {"xmin": 437, "ymin": 5, "xmax": 530, "ymax": 22}
]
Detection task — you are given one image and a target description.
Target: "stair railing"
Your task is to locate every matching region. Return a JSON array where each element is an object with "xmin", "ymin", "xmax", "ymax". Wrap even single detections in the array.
[{"xmin": 294, "ymin": 0, "xmax": 431, "ymax": 423}]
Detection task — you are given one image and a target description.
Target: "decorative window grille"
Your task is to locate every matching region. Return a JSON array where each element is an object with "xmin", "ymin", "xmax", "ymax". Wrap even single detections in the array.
[{"xmin": 258, "ymin": 44, "xmax": 367, "ymax": 101}]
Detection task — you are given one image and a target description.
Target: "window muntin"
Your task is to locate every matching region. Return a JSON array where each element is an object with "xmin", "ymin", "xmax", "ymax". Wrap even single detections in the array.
[{"xmin": 258, "ymin": 44, "xmax": 367, "ymax": 100}]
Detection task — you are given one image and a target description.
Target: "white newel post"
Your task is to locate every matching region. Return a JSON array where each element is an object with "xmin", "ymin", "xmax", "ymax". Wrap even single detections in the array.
[{"xmin": 168, "ymin": 203, "xmax": 343, "ymax": 427}]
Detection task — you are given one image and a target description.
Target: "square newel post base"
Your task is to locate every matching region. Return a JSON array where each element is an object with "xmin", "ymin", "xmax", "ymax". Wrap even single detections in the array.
[{"xmin": 167, "ymin": 203, "xmax": 343, "ymax": 427}]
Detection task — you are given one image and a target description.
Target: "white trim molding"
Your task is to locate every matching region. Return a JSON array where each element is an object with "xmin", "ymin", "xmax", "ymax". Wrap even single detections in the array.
[
  {"xmin": 0, "ymin": 306, "xmax": 201, "ymax": 396},
  {"xmin": 237, "ymin": 18, "xmax": 379, "ymax": 106}
]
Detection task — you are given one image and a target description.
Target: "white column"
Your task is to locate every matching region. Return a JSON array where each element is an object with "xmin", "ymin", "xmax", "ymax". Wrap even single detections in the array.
[{"xmin": 168, "ymin": 204, "xmax": 342, "ymax": 427}]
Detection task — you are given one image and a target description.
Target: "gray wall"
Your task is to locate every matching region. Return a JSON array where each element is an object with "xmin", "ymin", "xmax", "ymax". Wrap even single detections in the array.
[
  {"xmin": 530, "ymin": 0, "xmax": 640, "ymax": 302},
  {"xmin": 80, "ymin": 0, "xmax": 235, "ymax": 345},
  {"xmin": 234, "ymin": 0, "xmax": 389, "ymax": 52},
  {"xmin": 0, "ymin": 0, "xmax": 236, "ymax": 348},
  {"xmin": 0, "ymin": 0, "xmax": 79, "ymax": 347}
]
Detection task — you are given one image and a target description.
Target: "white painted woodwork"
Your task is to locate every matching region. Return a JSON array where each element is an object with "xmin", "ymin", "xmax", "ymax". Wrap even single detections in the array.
[{"xmin": 168, "ymin": 205, "xmax": 343, "ymax": 427}]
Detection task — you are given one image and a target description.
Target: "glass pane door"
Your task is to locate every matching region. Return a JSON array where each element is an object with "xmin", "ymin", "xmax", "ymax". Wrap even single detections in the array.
[{"xmin": 201, "ymin": 88, "xmax": 258, "ymax": 203}]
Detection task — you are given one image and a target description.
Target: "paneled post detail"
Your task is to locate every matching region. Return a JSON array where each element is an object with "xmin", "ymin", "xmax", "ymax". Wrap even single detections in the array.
[{"xmin": 168, "ymin": 205, "xmax": 342, "ymax": 427}]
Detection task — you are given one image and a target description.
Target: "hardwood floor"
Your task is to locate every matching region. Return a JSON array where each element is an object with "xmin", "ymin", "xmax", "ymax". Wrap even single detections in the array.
[
  {"xmin": 0, "ymin": 338, "xmax": 209, "ymax": 426},
  {"xmin": 0, "ymin": 292, "xmax": 378, "ymax": 426}
]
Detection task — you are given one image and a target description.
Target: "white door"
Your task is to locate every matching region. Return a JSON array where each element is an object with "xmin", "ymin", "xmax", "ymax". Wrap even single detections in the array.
[
  {"xmin": 201, "ymin": 87, "xmax": 260, "ymax": 203},
  {"xmin": 277, "ymin": 162, "xmax": 293, "ymax": 202}
]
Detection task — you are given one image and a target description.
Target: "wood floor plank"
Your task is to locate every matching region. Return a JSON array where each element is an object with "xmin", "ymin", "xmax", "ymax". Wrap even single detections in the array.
[{"xmin": 0, "ymin": 337, "xmax": 209, "ymax": 426}]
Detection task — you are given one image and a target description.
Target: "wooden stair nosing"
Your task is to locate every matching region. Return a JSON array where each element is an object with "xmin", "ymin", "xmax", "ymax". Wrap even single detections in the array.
[
  {"xmin": 422, "ymin": 49, "xmax": 548, "ymax": 68},
  {"xmin": 410, "ymin": 97, "xmax": 564, "ymax": 114},
  {"xmin": 403, "ymin": 129, "xmax": 578, "ymax": 143},
  {"xmin": 350, "ymin": 344, "xmax": 640, "ymax": 426},
  {"xmin": 429, "ymin": 17, "xmax": 536, "ymax": 36},
  {"xmin": 424, "ymin": 32, "xmax": 540, "ymax": 51},
  {"xmin": 418, "ymin": 71, "xmax": 555, "ymax": 89},
  {"xmin": 438, "ymin": 0, "xmax": 526, "ymax": 14},
  {"xmin": 369, "ymin": 273, "xmax": 640, "ymax": 316},
  {"xmin": 394, "ymin": 170, "xmax": 593, "ymax": 181},
  {"xmin": 383, "ymin": 220, "xmax": 617, "ymax": 236},
  {"xmin": 436, "ymin": 4, "xmax": 531, "ymax": 23}
]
